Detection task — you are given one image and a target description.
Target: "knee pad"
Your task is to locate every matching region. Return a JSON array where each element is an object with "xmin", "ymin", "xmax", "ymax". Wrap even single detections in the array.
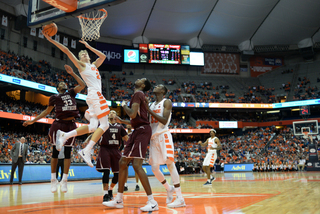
[
  {"xmin": 111, "ymin": 172, "xmax": 119, "ymax": 184},
  {"xmin": 167, "ymin": 162, "xmax": 180, "ymax": 185},
  {"xmin": 88, "ymin": 117, "xmax": 99, "ymax": 133},
  {"xmin": 52, "ymin": 145, "xmax": 59, "ymax": 158},
  {"xmin": 64, "ymin": 146, "xmax": 72, "ymax": 159},
  {"xmin": 98, "ymin": 116, "xmax": 109, "ymax": 132},
  {"xmin": 102, "ymin": 169, "xmax": 110, "ymax": 184}
]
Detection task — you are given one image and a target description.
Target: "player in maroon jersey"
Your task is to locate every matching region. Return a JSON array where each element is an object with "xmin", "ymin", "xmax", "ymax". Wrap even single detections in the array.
[
  {"xmin": 103, "ymin": 78, "xmax": 159, "ymax": 212},
  {"xmin": 23, "ymin": 65, "xmax": 85, "ymax": 193},
  {"xmin": 92, "ymin": 110, "xmax": 128, "ymax": 202}
]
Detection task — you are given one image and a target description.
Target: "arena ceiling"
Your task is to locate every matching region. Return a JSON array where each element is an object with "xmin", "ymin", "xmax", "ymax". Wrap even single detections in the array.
[{"xmin": 2, "ymin": 0, "xmax": 320, "ymax": 49}]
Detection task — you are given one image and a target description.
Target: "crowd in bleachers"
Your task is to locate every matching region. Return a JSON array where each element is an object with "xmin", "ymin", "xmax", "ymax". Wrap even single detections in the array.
[{"xmin": 293, "ymin": 76, "xmax": 320, "ymax": 100}]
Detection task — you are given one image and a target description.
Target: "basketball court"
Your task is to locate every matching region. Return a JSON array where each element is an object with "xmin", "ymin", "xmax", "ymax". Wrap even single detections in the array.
[{"xmin": 1, "ymin": 172, "xmax": 320, "ymax": 214}]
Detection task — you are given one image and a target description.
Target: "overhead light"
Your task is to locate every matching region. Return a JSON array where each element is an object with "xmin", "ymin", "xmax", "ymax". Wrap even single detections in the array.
[
  {"xmin": 291, "ymin": 108, "xmax": 300, "ymax": 111},
  {"xmin": 266, "ymin": 110, "xmax": 280, "ymax": 114}
]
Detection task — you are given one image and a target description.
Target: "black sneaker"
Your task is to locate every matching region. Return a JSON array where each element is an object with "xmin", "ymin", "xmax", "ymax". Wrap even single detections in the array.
[
  {"xmin": 203, "ymin": 181, "xmax": 212, "ymax": 186},
  {"xmin": 108, "ymin": 190, "xmax": 113, "ymax": 200},
  {"xmin": 135, "ymin": 185, "xmax": 140, "ymax": 191},
  {"xmin": 210, "ymin": 177, "xmax": 216, "ymax": 182},
  {"xmin": 103, "ymin": 194, "xmax": 111, "ymax": 202},
  {"xmin": 124, "ymin": 186, "xmax": 128, "ymax": 191}
]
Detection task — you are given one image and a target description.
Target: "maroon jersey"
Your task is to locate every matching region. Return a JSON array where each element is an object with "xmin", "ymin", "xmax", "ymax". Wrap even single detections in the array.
[
  {"xmin": 48, "ymin": 88, "xmax": 80, "ymax": 120},
  {"xmin": 99, "ymin": 123, "xmax": 128, "ymax": 148},
  {"xmin": 130, "ymin": 91, "xmax": 149, "ymax": 128}
]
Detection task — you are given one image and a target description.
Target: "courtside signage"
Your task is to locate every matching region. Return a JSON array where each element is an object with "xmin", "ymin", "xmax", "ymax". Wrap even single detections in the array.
[
  {"xmin": 224, "ymin": 164, "xmax": 254, "ymax": 172},
  {"xmin": 0, "ymin": 164, "xmax": 169, "ymax": 183}
]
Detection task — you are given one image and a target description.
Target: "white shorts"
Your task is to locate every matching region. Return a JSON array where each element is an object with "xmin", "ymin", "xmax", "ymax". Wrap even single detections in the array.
[
  {"xmin": 203, "ymin": 150, "xmax": 217, "ymax": 167},
  {"xmin": 149, "ymin": 131, "xmax": 174, "ymax": 165},
  {"xmin": 85, "ymin": 89, "xmax": 110, "ymax": 120}
]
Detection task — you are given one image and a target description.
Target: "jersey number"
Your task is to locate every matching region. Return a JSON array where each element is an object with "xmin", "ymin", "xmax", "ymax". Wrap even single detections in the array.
[
  {"xmin": 63, "ymin": 100, "xmax": 73, "ymax": 106},
  {"xmin": 150, "ymin": 116, "xmax": 158, "ymax": 124}
]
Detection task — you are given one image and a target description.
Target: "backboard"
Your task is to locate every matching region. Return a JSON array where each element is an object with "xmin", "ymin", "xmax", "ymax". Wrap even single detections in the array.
[
  {"xmin": 27, "ymin": 0, "xmax": 126, "ymax": 27},
  {"xmin": 293, "ymin": 120, "xmax": 318, "ymax": 136}
]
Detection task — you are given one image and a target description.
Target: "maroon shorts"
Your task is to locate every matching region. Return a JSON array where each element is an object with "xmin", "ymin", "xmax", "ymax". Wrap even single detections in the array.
[
  {"xmin": 49, "ymin": 120, "xmax": 77, "ymax": 147},
  {"xmin": 123, "ymin": 125, "xmax": 151, "ymax": 159},
  {"xmin": 96, "ymin": 147, "xmax": 121, "ymax": 172}
]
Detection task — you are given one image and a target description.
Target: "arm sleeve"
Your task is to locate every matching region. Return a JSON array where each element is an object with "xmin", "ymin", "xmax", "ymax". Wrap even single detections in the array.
[{"xmin": 48, "ymin": 95, "xmax": 56, "ymax": 107}]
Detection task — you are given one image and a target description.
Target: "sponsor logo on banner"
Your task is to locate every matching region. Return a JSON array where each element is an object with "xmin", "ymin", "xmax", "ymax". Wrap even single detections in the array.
[
  {"xmin": 307, "ymin": 162, "xmax": 312, "ymax": 166},
  {"xmin": 38, "ymin": 85, "xmax": 45, "ymax": 90},
  {"xmin": 310, "ymin": 148, "xmax": 316, "ymax": 153},
  {"xmin": 315, "ymin": 162, "xmax": 320, "ymax": 168},
  {"xmin": 250, "ymin": 56, "xmax": 283, "ymax": 77},
  {"xmin": 96, "ymin": 42, "xmax": 123, "ymax": 66},
  {"xmin": 140, "ymin": 53, "xmax": 148, "ymax": 63},
  {"xmin": 12, "ymin": 79, "xmax": 21, "ymax": 84}
]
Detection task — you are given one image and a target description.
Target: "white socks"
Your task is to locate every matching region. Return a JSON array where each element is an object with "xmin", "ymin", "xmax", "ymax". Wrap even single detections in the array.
[
  {"xmin": 163, "ymin": 181, "xmax": 170, "ymax": 191},
  {"xmin": 51, "ymin": 173, "xmax": 56, "ymax": 180},
  {"xmin": 62, "ymin": 173, "xmax": 68, "ymax": 181},
  {"xmin": 84, "ymin": 140, "xmax": 95, "ymax": 152},
  {"xmin": 175, "ymin": 186, "xmax": 183, "ymax": 199}
]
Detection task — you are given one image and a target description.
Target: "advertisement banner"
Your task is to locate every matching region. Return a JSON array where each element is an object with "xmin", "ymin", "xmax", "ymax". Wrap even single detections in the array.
[
  {"xmin": 202, "ymin": 53, "xmax": 240, "ymax": 74},
  {"xmin": 250, "ymin": 56, "xmax": 283, "ymax": 77},
  {"xmin": 96, "ymin": 42, "xmax": 123, "ymax": 66},
  {"xmin": 224, "ymin": 163, "xmax": 254, "ymax": 172},
  {"xmin": 0, "ymin": 164, "xmax": 170, "ymax": 184}
]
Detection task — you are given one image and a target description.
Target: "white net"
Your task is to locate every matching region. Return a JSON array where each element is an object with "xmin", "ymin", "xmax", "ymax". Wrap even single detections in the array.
[{"xmin": 78, "ymin": 9, "xmax": 108, "ymax": 41}]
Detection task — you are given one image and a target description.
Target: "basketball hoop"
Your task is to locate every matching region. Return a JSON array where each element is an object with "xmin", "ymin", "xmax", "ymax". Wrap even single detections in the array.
[{"xmin": 78, "ymin": 9, "xmax": 108, "ymax": 41}]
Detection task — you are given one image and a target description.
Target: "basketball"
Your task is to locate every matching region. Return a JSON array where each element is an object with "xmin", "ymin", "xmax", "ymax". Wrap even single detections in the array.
[{"xmin": 42, "ymin": 23, "xmax": 58, "ymax": 37}]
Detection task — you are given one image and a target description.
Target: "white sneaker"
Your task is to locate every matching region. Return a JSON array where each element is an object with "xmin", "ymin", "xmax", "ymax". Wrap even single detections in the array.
[
  {"xmin": 78, "ymin": 149, "xmax": 93, "ymax": 167},
  {"xmin": 140, "ymin": 201, "xmax": 159, "ymax": 212},
  {"xmin": 167, "ymin": 198, "xmax": 186, "ymax": 208},
  {"xmin": 102, "ymin": 197, "xmax": 124, "ymax": 208},
  {"xmin": 60, "ymin": 180, "xmax": 68, "ymax": 193},
  {"xmin": 56, "ymin": 130, "xmax": 67, "ymax": 151},
  {"xmin": 50, "ymin": 179, "xmax": 58, "ymax": 193},
  {"xmin": 166, "ymin": 185, "xmax": 175, "ymax": 204}
]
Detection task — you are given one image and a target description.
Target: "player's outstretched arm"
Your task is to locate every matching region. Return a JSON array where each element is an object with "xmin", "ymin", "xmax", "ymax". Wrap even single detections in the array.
[
  {"xmin": 22, "ymin": 106, "xmax": 54, "ymax": 127},
  {"xmin": 64, "ymin": 65, "xmax": 86, "ymax": 94},
  {"xmin": 116, "ymin": 116, "xmax": 131, "ymax": 125},
  {"xmin": 79, "ymin": 40, "xmax": 106, "ymax": 68},
  {"xmin": 43, "ymin": 33, "xmax": 84, "ymax": 70}
]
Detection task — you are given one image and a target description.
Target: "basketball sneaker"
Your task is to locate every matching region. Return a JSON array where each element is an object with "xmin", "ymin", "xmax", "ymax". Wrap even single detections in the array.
[
  {"xmin": 56, "ymin": 130, "xmax": 67, "ymax": 151},
  {"xmin": 50, "ymin": 179, "xmax": 58, "ymax": 193},
  {"xmin": 60, "ymin": 180, "xmax": 68, "ymax": 193},
  {"xmin": 166, "ymin": 185, "xmax": 175, "ymax": 204},
  {"xmin": 140, "ymin": 200, "xmax": 159, "ymax": 212},
  {"xmin": 124, "ymin": 185, "xmax": 128, "ymax": 191},
  {"xmin": 167, "ymin": 198, "xmax": 186, "ymax": 208},
  {"xmin": 78, "ymin": 149, "xmax": 93, "ymax": 168},
  {"xmin": 135, "ymin": 185, "xmax": 140, "ymax": 191},
  {"xmin": 103, "ymin": 194, "xmax": 111, "ymax": 202},
  {"xmin": 203, "ymin": 181, "xmax": 212, "ymax": 186},
  {"xmin": 102, "ymin": 196, "xmax": 124, "ymax": 208},
  {"xmin": 210, "ymin": 177, "xmax": 216, "ymax": 182}
]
